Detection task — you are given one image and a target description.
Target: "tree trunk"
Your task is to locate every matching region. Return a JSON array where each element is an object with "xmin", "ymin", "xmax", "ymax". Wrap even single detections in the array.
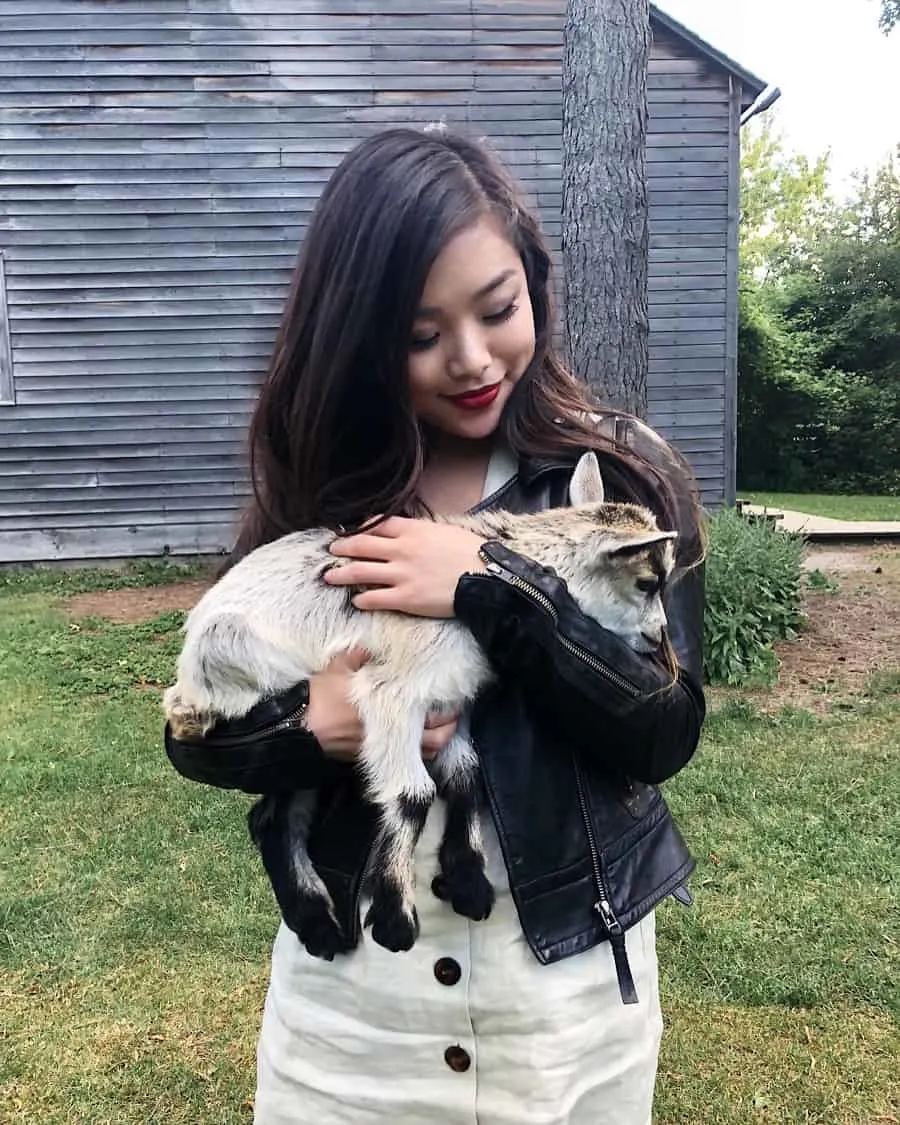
[{"xmin": 562, "ymin": 0, "xmax": 651, "ymax": 418}]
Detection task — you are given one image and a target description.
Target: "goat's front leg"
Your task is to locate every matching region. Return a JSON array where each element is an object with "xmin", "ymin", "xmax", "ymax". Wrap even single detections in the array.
[
  {"xmin": 352, "ymin": 675, "xmax": 435, "ymax": 953},
  {"xmin": 248, "ymin": 791, "xmax": 352, "ymax": 960},
  {"xmin": 432, "ymin": 734, "xmax": 494, "ymax": 922}
]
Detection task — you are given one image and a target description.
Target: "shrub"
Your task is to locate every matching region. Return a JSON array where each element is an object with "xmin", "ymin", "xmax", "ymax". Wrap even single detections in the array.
[{"xmin": 703, "ymin": 509, "xmax": 806, "ymax": 686}]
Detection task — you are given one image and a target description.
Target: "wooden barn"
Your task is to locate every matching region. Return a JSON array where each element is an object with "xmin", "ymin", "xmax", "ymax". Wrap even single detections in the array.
[{"xmin": 0, "ymin": 1, "xmax": 768, "ymax": 563}]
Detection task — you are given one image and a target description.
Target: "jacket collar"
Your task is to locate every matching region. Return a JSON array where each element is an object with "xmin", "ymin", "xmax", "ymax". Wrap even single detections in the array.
[{"xmin": 516, "ymin": 450, "xmax": 580, "ymax": 487}]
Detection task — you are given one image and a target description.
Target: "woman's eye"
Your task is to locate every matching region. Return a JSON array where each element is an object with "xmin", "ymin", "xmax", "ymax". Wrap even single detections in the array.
[
  {"xmin": 484, "ymin": 302, "xmax": 518, "ymax": 325},
  {"xmin": 410, "ymin": 333, "xmax": 439, "ymax": 352}
]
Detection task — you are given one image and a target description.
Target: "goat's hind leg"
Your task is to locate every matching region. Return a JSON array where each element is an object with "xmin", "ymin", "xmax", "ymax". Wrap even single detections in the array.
[
  {"xmin": 353, "ymin": 679, "xmax": 436, "ymax": 953},
  {"xmin": 432, "ymin": 734, "xmax": 494, "ymax": 922},
  {"xmin": 248, "ymin": 791, "xmax": 352, "ymax": 960}
]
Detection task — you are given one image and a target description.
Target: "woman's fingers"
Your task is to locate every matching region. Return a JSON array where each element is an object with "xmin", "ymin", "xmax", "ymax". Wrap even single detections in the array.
[
  {"xmin": 421, "ymin": 721, "xmax": 457, "ymax": 757},
  {"xmin": 323, "ymin": 646, "xmax": 370, "ymax": 672},
  {"xmin": 324, "ymin": 560, "xmax": 396, "ymax": 588},
  {"xmin": 424, "ymin": 708, "xmax": 461, "ymax": 729},
  {"xmin": 329, "ymin": 534, "xmax": 396, "ymax": 561}
]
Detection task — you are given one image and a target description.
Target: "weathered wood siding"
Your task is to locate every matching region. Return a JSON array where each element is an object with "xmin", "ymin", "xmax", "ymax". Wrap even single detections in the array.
[
  {"xmin": 646, "ymin": 26, "xmax": 736, "ymax": 505},
  {"xmin": 0, "ymin": 1, "xmax": 746, "ymax": 563}
]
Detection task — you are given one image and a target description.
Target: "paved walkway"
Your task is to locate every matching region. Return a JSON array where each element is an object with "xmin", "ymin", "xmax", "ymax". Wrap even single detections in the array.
[{"xmin": 743, "ymin": 505, "xmax": 900, "ymax": 542}]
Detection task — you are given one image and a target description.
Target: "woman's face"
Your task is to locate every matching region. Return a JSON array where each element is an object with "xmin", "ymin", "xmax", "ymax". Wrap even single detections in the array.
[{"xmin": 407, "ymin": 217, "xmax": 536, "ymax": 442}]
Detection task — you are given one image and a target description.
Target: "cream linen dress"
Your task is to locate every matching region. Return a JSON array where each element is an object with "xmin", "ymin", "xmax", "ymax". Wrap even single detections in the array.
[{"xmin": 253, "ymin": 450, "xmax": 664, "ymax": 1125}]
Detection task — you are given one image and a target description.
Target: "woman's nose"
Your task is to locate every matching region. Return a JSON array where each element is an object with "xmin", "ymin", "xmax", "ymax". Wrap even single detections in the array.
[{"xmin": 447, "ymin": 327, "xmax": 492, "ymax": 381}]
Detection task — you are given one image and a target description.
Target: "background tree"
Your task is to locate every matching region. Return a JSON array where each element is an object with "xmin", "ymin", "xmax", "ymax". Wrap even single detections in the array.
[
  {"xmin": 739, "ymin": 117, "xmax": 832, "ymax": 282},
  {"xmin": 561, "ymin": 0, "xmax": 651, "ymax": 417},
  {"xmin": 737, "ymin": 142, "xmax": 900, "ymax": 494},
  {"xmin": 879, "ymin": 0, "xmax": 900, "ymax": 32}
]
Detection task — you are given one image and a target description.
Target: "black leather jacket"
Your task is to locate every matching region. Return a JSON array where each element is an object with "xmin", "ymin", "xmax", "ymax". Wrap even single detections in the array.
[{"xmin": 165, "ymin": 417, "xmax": 706, "ymax": 1004}]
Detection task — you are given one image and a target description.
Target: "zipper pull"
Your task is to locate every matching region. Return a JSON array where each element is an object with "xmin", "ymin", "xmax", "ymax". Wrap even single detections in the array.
[
  {"xmin": 594, "ymin": 897, "xmax": 623, "ymax": 936},
  {"xmin": 595, "ymin": 899, "xmax": 638, "ymax": 1004}
]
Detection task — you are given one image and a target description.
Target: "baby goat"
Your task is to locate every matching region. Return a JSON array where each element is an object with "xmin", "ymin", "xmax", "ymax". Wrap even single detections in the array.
[{"xmin": 164, "ymin": 453, "xmax": 677, "ymax": 958}]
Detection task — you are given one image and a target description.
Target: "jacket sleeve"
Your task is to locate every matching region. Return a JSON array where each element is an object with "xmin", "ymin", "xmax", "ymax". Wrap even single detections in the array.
[
  {"xmin": 454, "ymin": 541, "xmax": 706, "ymax": 784},
  {"xmin": 164, "ymin": 679, "xmax": 352, "ymax": 794}
]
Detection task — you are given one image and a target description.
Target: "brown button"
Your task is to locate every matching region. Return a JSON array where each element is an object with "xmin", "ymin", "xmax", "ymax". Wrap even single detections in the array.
[
  {"xmin": 434, "ymin": 957, "xmax": 462, "ymax": 986},
  {"xmin": 444, "ymin": 1045, "xmax": 471, "ymax": 1072}
]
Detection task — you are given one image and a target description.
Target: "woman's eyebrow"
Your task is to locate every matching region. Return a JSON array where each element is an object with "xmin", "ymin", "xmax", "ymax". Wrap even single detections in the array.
[{"xmin": 415, "ymin": 268, "xmax": 516, "ymax": 318}]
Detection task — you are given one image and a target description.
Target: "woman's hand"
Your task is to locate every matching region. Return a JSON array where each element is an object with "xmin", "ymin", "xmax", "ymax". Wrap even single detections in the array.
[
  {"xmin": 307, "ymin": 648, "xmax": 460, "ymax": 762},
  {"xmin": 323, "ymin": 517, "xmax": 485, "ymax": 618}
]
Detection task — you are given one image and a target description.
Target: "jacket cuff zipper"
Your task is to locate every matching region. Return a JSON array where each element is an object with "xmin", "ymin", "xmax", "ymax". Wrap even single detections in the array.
[{"xmin": 476, "ymin": 544, "xmax": 641, "ymax": 700}]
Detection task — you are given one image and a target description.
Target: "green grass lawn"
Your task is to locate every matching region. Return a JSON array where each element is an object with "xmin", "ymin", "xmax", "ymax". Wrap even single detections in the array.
[
  {"xmin": 740, "ymin": 492, "xmax": 900, "ymax": 522},
  {"xmin": 2, "ymin": 567, "xmax": 898, "ymax": 1124}
]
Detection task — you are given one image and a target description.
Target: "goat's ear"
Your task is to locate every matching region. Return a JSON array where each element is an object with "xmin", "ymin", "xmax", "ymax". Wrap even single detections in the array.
[
  {"xmin": 608, "ymin": 529, "xmax": 678, "ymax": 559},
  {"xmin": 569, "ymin": 452, "xmax": 605, "ymax": 507}
]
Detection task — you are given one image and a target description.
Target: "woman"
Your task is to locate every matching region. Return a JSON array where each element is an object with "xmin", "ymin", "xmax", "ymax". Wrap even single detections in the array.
[{"xmin": 165, "ymin": 127, "xmax": 706, "ymax": 1125}]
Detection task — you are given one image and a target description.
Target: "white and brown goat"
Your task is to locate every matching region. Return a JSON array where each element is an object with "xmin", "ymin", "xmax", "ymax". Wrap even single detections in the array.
[{"xmin": 164, "ymin": 453, "xmax": 677, "ymax": 957}]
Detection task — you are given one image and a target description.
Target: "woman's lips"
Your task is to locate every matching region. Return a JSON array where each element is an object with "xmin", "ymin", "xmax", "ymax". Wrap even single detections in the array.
[{"xmin": 445, "ymin": 382, "xmax": 502, "ymax": 410}]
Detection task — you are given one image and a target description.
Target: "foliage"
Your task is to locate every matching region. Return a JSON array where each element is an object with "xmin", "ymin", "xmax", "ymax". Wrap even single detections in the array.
[
  {"xmin": 739, "ymin": 117, "xmax": 833, "ymax": 282},
  {"xmin": 880, "ymin": 0, "xmax": 900, "ymax": 32},
  {"xmin": 702, "ymin": 509, "xmax": 805, "ymax": 686},
  {"xmin": 738, "ymin": 146, "xmax": 900, "ymax": 494}
]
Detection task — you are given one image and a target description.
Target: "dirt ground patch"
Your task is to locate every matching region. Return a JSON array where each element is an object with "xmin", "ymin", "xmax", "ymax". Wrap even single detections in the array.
[
  {"xmin": 745, "ymin": 541, "xmax": 900, "ymax": 714},
  {"xmin": 62, "ymin": 579, "xmax": 212, "ymax": 624}
]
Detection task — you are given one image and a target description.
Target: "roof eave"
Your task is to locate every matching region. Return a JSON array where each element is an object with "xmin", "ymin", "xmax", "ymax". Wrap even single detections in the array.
[{"xmin": 649, "ymin": 3, "xmax": 769, "ymax": 102}]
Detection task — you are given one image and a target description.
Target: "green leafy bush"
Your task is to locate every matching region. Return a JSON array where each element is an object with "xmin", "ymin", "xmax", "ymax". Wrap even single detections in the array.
[{"xmin": 703, "ymin": 509, "xmax": 806, "ymax": 686}]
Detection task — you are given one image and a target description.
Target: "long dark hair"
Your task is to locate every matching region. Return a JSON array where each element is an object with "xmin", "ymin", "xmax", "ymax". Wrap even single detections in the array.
[{"xmin": 235, "ymin": 127, "xmax": 700, "ymax": 561}]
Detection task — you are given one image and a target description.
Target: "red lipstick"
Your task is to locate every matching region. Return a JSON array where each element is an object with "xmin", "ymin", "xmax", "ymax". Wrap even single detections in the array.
[{"xmin": 446, "ymin": 383, "xmax": 502, "ymax": 410}]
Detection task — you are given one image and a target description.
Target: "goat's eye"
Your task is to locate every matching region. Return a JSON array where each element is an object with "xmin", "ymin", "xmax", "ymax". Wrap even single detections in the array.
[{"xmin": 636, "ymin": 578, "xmax": 660, "ymax": 596}]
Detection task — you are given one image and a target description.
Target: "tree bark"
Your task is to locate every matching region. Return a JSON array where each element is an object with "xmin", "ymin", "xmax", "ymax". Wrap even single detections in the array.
[{"xmin": 562, "ymin": 0, "xmax": 651, "ymax": 417}]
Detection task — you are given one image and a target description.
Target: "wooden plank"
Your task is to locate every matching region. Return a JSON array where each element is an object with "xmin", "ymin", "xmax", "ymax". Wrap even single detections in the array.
[
  {"xmin": 0, "ymin": 505, "xmax": 239, "ymax": 529},
  {"xmin": 11, "ymin": 340, "xmax": 270, "ymax": 362},
  {"xmin": 9, "ymin": 255, "xmax": 294, "ymax": 276},
  {"xmin": 648, "ymin": 355, "xmax": 727, "ymax": 374},
  {"xmin": 723, "ymin": 75, "xmax": 741, "ymax": 506},
  {"xmin": 9, "ymin": 281, "xmax": 288, "ymax": 302},
  {"xmin": 649, "ymin": 188, "xmax": 728, "ymax": 205},
  {"xmin": 0, "ymin": 254, "xmax": 14, "ymax": 405},
  {"xmin": 0, "ymin": 523, "xmax": 230, "ymax": 564},
  {"xmin": 649, "ymin": 302, "xmax": 726, "ymax": 320},
  {"xmin": 648, "ymin": 261, "xmax": 727, "ymax": 279},
  {"xmin": 9, "ymin": 387, "xmax": 258, "ymax": 413},
  {"xmin": 649, "ymin": 176, "xmax": 729, "ymax": 193},
  {"xmin": 649, "ymin": 329, "xmax": 726, "ymax": 347},
  {"xmin": 0, "ymin": 464, "xmax": 242, "ymax": 488},
  {"xmin": 647, "ymin": 115, "xmax": 728, "ymax": 134},
  {"xmin": 647, "ymin": 356, "xmax": 725, "ymax": 374},
  {"xmin": 648, "ymin": 247, "xmax": 727, "ymax": 263},
  {"xmin": 0, "ymin": 424, "xmax": 248, "ymax": 448}
]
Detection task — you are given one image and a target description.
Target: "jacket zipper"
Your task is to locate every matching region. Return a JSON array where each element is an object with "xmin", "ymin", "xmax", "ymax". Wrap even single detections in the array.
[
  {"xmin": 255, "ymin": 704, "xmax": 309, "ymax": 739},
  {"xmin": 478, "ymin": 548, "xmax": 641, "ymax": 699},
  {"xmin": 203, "ymin": 702, "xmax": 310, "ymax": 748},
  {"xmin": 573, "ymin": 760, "xmax": 639, "ymax": 1005}
]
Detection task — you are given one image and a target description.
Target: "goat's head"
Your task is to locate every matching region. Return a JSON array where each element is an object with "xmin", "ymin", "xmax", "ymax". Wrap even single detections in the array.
[{"xmin": 558, "ymin": 452, "xmax": 678, "ymax": 655}]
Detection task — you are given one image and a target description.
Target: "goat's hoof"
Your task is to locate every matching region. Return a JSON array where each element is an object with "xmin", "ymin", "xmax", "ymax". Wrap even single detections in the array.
[
  {"xmin": 286, "ymin": 893, "xmax": 351, "ymax": 961},
  {"xmin": 444, "ymin": 867, "xmax": 495, "ymax": 922},
  {"xmin": 365, "ymin": 898, "xmax": 419, "ymax": 953}
]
